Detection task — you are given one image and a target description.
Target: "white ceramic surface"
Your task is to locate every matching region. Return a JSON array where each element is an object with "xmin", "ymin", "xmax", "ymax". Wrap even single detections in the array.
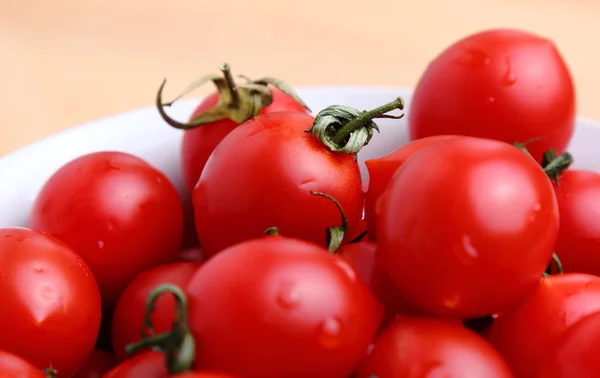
[{"xmin": 0, "ymin": 87, "xmax": 599, "ymax": 229}]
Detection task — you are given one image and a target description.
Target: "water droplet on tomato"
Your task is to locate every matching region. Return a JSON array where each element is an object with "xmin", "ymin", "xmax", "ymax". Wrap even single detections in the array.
[
  {"xmin": 455, "ymin": 47, "xmax": 491, "ymax": 68},
  {"xmin": 501, "ymin": 71, "xmax": 517, "ymax": 86},
  {"xmin": 334, "ymin": 259, "xmax": 357, "ymax": 282},
  {"xmin": 97, "ymin": 240, "xmax": 104, "ymax": 249},
  {"xmin": 316, "ymin": 317, "xmax": 343, "ymax": 349},
  {"xmin": 107, "ymin": 222, "xmax": 115, "ymax": 231},
  {"xmin": 487, "ymin": 96, "xmax": 496, "ymax": 104},
  {"xmin": 276, "ymin": 281, "xmax": 300, "ymax": 309},
  {"xmin": 156, "ymin": 176, "xmax": 163, "ymax": 184},
  {"xmin": 456, "ymin": 234, "xmax": 478, "ymax": 265},
  {"xmin": 533, "ymin": 202, "xmax": 541, "ymax": 211},
  {"xmin": 442, "ymin": 292, "xmax": 461, "ymax": 310}
]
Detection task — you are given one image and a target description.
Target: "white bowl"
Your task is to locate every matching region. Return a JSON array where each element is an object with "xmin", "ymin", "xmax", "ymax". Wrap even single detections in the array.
[{"xmin": 1, "ymin": 86, "xmax": 599, "ymax": 228}]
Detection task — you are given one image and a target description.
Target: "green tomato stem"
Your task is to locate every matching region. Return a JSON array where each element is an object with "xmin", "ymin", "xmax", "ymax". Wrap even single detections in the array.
[{"xmin": 310, "ymin": 191, "xmax": 348, "ymax": 253}]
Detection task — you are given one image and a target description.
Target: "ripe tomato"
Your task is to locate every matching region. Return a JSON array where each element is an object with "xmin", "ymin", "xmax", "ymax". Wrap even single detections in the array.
[
  {"xmin": 377, "ymin": 136, "xmax": 559, "ymax": 318},
  {"xmin": 536, "ymin": 310, "xmax": 600, "ymax": 378},
  {"xmin": 185, "ymin": 235, "xmax": 383, "ymax": 378},
  {"xmin": 355, "ymin": 316, "xmax": 514, "ymax": 378},
  {"xmin": 489, "ymin": 273, "xmax": 600, "ymax": 378},
  {"xmin": 364, "ymin": 135, "xmax": 459, "ymax": 240},
  {"xmin": 193, "ymin": 112, "xmax": 364, "ymax": 257},
  {"xmin": 409, "ymin": 28, "xmax": 576, "ymax": 162},
  {"xmin": 552, "ymin": 169, "xmax": 600, "ymax": 276},
  {"xmin": 112, "ymin": 262, "xmax": 201, "ymax": 361},
  {"xmin": 30, "ymin": 151, "xmax": 184, "ymax": 306},
  {"xmin": 0, "ymin": 350, "xmax": 47, "ymax": 378},
  {"xmin": 0, "ymin": 228, "xmax": 102, "ymax": 377},
  {"xmin": 73, "ymin": 349, "xmax": 117, "ymax": 378}
]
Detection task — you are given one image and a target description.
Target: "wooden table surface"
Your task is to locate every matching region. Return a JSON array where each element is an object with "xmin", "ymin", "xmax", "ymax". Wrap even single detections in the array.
[{"xmin": 1, "ymin": 0, "xmax": 599, "ymax": 156}]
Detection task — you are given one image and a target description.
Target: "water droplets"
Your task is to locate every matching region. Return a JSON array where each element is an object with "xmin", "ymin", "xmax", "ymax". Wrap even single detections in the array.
[
  {"xmin": 501, "ymin": 56, "xmax": 517, "ymax": 86},
  {"xmin": 276, "ymin": 281, "xmax": 300, "ymax": 310},
  {"xmin": 97, "ymin": 240, "xmax": 105, "ymax": 249},
  {"xmin": 316, "ymin": 317, "xmax": 343, "ymax": 349},
  {"xmin": 487, "ymin": 96, "xmax": 496, "ymax": 104},
  {"xmin": 456, "ymin": 47, "xmax": 491, "ymax": 68},
  {"xmin": 456, "ymin": 234, "xmax": 478, "ymax": 265}
]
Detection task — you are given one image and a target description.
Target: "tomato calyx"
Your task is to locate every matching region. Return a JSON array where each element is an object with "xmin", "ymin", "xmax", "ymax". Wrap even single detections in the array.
[
  {"xmin": 43, "ymin": 367, "xmax": 57, "ymax": 378},
  {"xmin": 126, "ymin": 284, "xmax": 195, "ymax": 375},
  {"xmin": 305, "ymin": 97, "xmax": 405, "ymax": 154},
  {"xmin": 311, "ymin": 191, "xmax": 349, "ymax": 252},
  {"xmin": 545, "ymin": 252, "xmax": 565, "ymax": 277},
  {"xmin": 156, "ymin": 63, "xmax": 309, "ymax": 129},
  {"xmin": 541, "ymin": 148, "xmax": 573, "ymax": 186},
  {"xmin": 265, "ymin": 227, "xmax": 280, "ymax": 236}
]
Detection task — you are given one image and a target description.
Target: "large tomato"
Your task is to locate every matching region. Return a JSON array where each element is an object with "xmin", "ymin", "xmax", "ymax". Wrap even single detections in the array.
[
  {"xmin": 489, "ymin": 273, "xmax": 600, "ymax": 378},
  {"xmin": 112, "ymin": 262, "xmax": 201, "ymax": 361},
  {"xmin": 409, "ymin": 28, "xmax": 576, "ymax": 162},
  {"xmin": 0, "ymin": 350, "xmax": 48, "ymax": 378},
  {"xmin": 377, "ymin": 136, "xmax": 559, "ymax": 318},
  {"xmin": 552, "ymin": 169, "xmax": 600, "ymax": 276},
  {"xmin": 364, "ymin": 135, "xmax": 459, "ymax": 240},
  {"xmin": 185, "ymin": 235, "xmax": 383, "ymax": 378},
  {"xmin": 30, "ymin": 151, "xmax": 184, "ymax": 306},
  {"xmin": 0, "ymin": 228, "xmax": 102, "ymax": 377},
  {"xmin": 73, "ymin": 349, "xmax": 117, "ymax": 378},
  {"xmin": 355, "ymin": 316, "xmax": 514, "ymax": 378}
]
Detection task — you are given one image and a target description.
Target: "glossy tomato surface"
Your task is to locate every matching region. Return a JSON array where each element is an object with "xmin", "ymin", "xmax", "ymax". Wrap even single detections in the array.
[
  {"xmin": 0, "ymin": 349, "xmax": 47, "ymax": 378},
  {"xmin": 30, "ymin": 151, "xmax": 184, "ymax": 306},
  {"xmin": 489, "ymin": 273, "xmax": 600, "ymax": 378},
  {"xmin": 193, "ymin": 112, "xmax": 363, "ymax": 257},
  {"xmin": 73, "ymin": 349, "xmax": 117, "ymax": 378},
  {"xmin": 553, "ymin": 170, "xmax": 600, "ymax": 276},
  {"xmin": 112, "ymin": 262, "xmax": 201, "ymax": 361},
  {"xmin": 356, "ymin": 316, "xmax": 514, "ymax": 378},
  {"xmin": 0, "ymin": 228, "xmax": 102, "ymax": 377},
  {"xmin": 364, "ymin": 135, "xmax": 459, "ymax": 240},
  {"xmin": 377, "ymin": 137, "xmax": 559, "ymax": 318},
  {"xmin": 185, "ymin": 236, "xmax": 383, "ymax": 378},
  {"xmin": 409, "ymin": 29, "xmax": 575, "ymax": 162},
  {"xmin": 182, "ymin": 87, "xmax": 308, "ymax": 191},
  {"xmin": 536, "ymin": 310, "xmax": 600, "ymax": 378}
]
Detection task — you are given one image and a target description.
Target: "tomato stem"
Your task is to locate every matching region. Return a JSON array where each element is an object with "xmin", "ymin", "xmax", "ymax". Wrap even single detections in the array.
[
  {"xmin": 265, "ymin": 227, "xmax": 280, "ymax": 236},
  {"xmin": 311, "ymin": 191, "xmax": 348, "ymax": 253},
  {"xmin": 305, "ymin": 97, "xmax": 405, "ymax": 154},
  {"xmin": 43, "ymin": 367, "xmax": 57, "ymax": 378},
  {"xmin": 545, "ymin": 252, "xmax": 564, "ymax": 276},
  {"xmin": 125, "ymin": 284, "xmax": 195, "ymax": 375},
  {"xmin": 541, "ymin": 149, "xmax": 573, "ymax": 186},
  {"xmin": 220, "ymin": 63, "xmax": 239, "ymax": 108},
  {"xmin": 349, "ymin": 230, "xmax": 368, "ymax": 244}
]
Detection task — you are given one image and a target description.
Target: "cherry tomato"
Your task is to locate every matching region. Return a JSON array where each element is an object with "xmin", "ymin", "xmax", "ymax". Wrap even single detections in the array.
[
  {"xmin": 182, "ymin": 88, "xmax": 308, "ymax": 192},
  {"xmin": 185, "ymin": 235, "xmax": 383, "ymax": 378},
  {"xmin": 0, "ymin": 228, "xmax": 102, "ymax": 377},
  {"xmin": 377, "ymin": 136, "xmax": 559, "ymax": 318},
  {"xmin": 193, "ymin": 111, "xmax": 363, "ymax": 257},
  {"xmin": 112, "ymin": 262, "xmax": 201, "ymax": 361},
  {"xmin": 356, "ymin": 316, "xmax": 514, "ymax": 378},
  {"xmin": 0, "ymin": 349, "xmax": 47, "ymax": 378},
  {"xmin": 364, "ymin": 135, "xmax": 459, "ymax": 240},
  {"xmin": 552, "ymin": 169, "xmax": 600, "ymax": 276},
  {"xmin": 489, "ymin": 273, "xmax": 600, "ymax": 378},
  {"xmin": 536, "ymin": 310, "xmax": 600, "ymax": 378},
  {"xmin": 73, "ymin": 349, "xmax": 116, "ymax": 378},
  {"xmin": 30, "ymin": 151, "xmax": 184, "ymax": 306},
  {"xmin": 409, "ymin": 28, "xmax": 576, "ymax": 162}
]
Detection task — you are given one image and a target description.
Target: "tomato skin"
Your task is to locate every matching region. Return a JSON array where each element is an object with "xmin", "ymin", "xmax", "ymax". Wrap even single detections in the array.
[
  {"xmin": 30, "ymin": 151, "xmax": 184, "ymax": 306},
  {"xmin": 181, "ymin": 88, "xmax": 309, "ymax": 191},
  {"xmin": 409, "ymin": 29, "xmax": 575, "ymax": 162},
  {"xmin": 193, "ymin": 112, "xmax": 363, "ymax": 258},
  {"xmin": 0, "ymin": 349, "xmax": 47, "ymax": 378},
  {"xmin": 377, "ymin": 136, "xmax": 559, "ymax": 318},
  {"xmin": 536, "ymin": 310, "xmax": 600, "ymax": 378},
  {"xmin": 111, "ymin": 262, "xmax": 201, "ymax": 362},
  {"xmin": 356, "ymin": 316, "xmax": 514, "ymax": 378},
  {"xmin": 185, "ymin": 236, "xmax": 383, "ymax": 378},
  {"xmin": 0, "ymin": 228, "xmax": 102, "ymax": 377},
  {"xmin": 73, "ymin": 350, "xmax": 117, "ymax": 378},
  {"xmin": 489, "ymin": 273, "xmax": 600, "ymax": 378},
  {"xmin": 364, "ymin": 135, "xmax": 459, "ymax": 240},
  {"xmin": 552, "ymin": 170, "xmax": 600, "ymax": 276}
]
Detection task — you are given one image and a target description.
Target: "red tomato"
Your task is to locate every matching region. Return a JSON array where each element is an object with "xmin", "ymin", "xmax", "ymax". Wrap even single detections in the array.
[
  {"xmin": 489, "ymin": 273, "xmax": 600, "ymax": 378},
  {"xmin": 0, "ymin": 349, "xmax": 47, "ymax": 378},
  {"xmin": 364, "ymin": 135, "xmax": 459, "ymax": 240},
  {"xmin": 536, "ymin": 310, "xmax": 600, "ymax": 378},
  {"xmin": 409, "ymin": 28, "xmax": 575, "ymax": 162},
  {"xmin": 30, "ymin": 151, "xmax": 184, "ymax": 306},
  {"xmin": 182, "ymin": 88, "xmax": 308, "ymax": 192},
  {"xmin": 73, "ymin": 350, "xmax": 117, "ymax": 378},
  {"xmin": 0, "ymin": 228, "xmax": 102, "ymax": 377},
  {"xmin": 377, "ymin": 136, "xmax": 559, "ymax": 318},
  {"xmin": 193, "ymin": 112, "xmax": 363, "ymax": 257},
  {"xmin": 552, "ymin": 169, "xmax": 600, "ymax": 276},
  {"xmin": 355, "ymin": 316, "xmax": 514, "ymax": 378},
  {"xmin": 179, "ymin": 246, "xmax": 204, "ymax": 263},
  {"xmin": 185, "ymin": 235, "xmax": 383, "ymax": 378},
  {"xmin": 112, "ymin": 262, "xmax": 201, "ymax": 361},
  {"xmin": 103, "ymin": 351, "xmax": 235, "ymax": 378}
]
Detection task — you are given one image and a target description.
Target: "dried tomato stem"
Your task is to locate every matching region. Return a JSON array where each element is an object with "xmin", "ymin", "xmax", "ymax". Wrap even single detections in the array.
[
  {"xmin": 220, "ymin": 63, "xmax": 239, "ymax": 108},
  {"xmin": 43, "ymin": 368, "xmax": 57, "ymax": 378},
  {"xmin": 310, "ymin": 191, "xmax": 348, "ymax": 253}
]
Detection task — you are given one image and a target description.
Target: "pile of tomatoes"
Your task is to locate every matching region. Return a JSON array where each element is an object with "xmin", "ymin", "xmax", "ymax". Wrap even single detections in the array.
[{"xmin": 1, "ymin": 28, "xmax": 597, "ymax": 378}]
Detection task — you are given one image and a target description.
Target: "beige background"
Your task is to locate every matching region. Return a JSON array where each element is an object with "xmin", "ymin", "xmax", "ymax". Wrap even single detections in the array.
[{"xmin": 1, "ymin": 0, "xmax": 599, "ymax": 156}]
